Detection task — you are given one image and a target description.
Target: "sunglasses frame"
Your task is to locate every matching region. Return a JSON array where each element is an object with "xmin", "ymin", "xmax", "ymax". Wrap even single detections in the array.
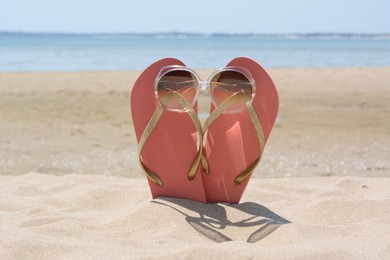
[{"xmin": 154, "ymin": 65, "xmax": 256, "ymax": 114}]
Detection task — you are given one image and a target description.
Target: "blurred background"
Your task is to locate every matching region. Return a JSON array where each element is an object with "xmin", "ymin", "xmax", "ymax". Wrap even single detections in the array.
[
  {"xmin": 0, "ymin": 0, "xmax": 389, "ymax": 178},
  {"xmin": 0, "ymin": 0, "xmax": 389, "ymax": 71}
]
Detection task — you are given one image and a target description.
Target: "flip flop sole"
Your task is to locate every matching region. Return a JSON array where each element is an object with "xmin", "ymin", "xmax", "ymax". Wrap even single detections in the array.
[
  {"xmin": 131, "ymin": 58, "xmax": 207, "ymax": 202},
  {"xmin": 202, "ymin": 57, "xmax": 279, "ymax": 203}
]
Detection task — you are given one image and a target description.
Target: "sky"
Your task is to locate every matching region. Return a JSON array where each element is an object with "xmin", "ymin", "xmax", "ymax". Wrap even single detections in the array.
[{"xmin": 0, "ymin": 0, "xmax": 389, "ymax": 34}]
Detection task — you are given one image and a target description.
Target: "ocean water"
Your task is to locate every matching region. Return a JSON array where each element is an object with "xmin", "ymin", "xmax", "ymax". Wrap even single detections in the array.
[{"xmin": 0, "ymin": 33, "xmax": 390, "ymax": 71}]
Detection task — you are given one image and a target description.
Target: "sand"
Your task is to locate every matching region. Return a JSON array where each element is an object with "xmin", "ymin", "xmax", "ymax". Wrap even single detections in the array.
[
  {"xmin": 0, "ymin": 67, "xmax": 390, "ymax": 258},
  {"xmin": 1, "ymin": 174, "xmax": 389, "ymax": 259}
]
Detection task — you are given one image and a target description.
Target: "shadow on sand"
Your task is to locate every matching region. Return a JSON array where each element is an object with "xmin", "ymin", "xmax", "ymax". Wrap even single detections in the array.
[{"xmin": 152, "ymin": 197, "xmax": 290, "ymax": 243}]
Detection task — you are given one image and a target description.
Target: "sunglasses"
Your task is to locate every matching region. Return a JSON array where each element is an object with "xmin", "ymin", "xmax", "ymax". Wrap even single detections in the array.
[{"xmin": 155, "ymin": 66, "xmax": 256, "ymax": 114}]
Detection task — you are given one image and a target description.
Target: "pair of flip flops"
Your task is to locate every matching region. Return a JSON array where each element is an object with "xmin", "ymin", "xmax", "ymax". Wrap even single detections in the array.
[{"xmin": 131, "ymin": 57, "xmax": 279, "ymax": 204}]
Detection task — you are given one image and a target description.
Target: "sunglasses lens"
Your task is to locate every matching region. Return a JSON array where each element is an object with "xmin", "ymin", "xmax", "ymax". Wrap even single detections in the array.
[
  {"xmin": 209, "ymin": 70, "xmax": 254, "ymax": 113},
  {"xmin": 157, "ymin": 70, "xmax": 198, "ymax": 111}
]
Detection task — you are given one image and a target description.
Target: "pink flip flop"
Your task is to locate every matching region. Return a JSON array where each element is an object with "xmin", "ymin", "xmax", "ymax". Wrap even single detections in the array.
[
  {"xmin": 131, "ymin": 58, "xmax": 207, "ymax": 203},
  {"xmin": 201, "ymin": 57, "xmax": 279, "ymax": 203}
]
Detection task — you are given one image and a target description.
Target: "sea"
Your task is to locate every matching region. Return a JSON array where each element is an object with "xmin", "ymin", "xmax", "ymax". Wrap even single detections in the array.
[{"xmin": 0, "ymin": 33, "xmax": 390, "ymax": 71}]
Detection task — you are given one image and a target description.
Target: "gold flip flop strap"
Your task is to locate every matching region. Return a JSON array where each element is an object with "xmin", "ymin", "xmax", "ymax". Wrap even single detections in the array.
[
  {"xmin": 138, "ymin": 92, "xmax": 204, "ymax": 186},
  {"xmin": 201, "ymin": 93, "xmax": 265, "ymax": 185}
]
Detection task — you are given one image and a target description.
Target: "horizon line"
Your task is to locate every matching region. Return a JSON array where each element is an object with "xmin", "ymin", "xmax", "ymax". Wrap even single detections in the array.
[{"xmin": 1, "ymin": 31, "xmax": 390, "ymax": 38}]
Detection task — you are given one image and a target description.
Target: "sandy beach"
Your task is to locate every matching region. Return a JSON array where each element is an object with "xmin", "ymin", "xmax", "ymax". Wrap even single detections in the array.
[{"xmin": 1, "ymin": 67, "xmax": 390, "ymax": 258}]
